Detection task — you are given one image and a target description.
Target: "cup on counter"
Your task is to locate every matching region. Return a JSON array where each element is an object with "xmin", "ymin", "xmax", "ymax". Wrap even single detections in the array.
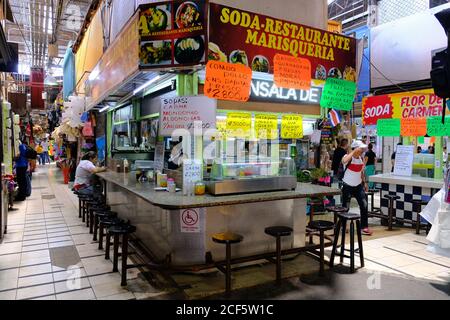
[
  {"xmin": 157, "ymin": 172, "xmax": 168, "ymax": 187},
  {"xmin": 167, "ymin": 178, "xmax": 176, "ymax": 193}
]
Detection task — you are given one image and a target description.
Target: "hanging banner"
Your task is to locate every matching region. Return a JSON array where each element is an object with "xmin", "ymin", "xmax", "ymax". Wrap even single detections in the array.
[
  {"xmin": 255, "ymin": 114, "xmax": 278, "ymax": 140},
  {"xmin": 160, "ymin": 96, "xmax": 217, "ymax": 136},
  {"xmin": 273, "ymin": 54, "xmax": 311, "ymax": 90},
  {"xmin": 208, "ymin": 3, "xmax": 356, "ymax": 80},
  {"xmin": 362, "ymin": 95, "xmax": 394, "ymax": 125},
  {"xmin": 138, "ymin": 1, "xmax": 208, "ymax": 69},
  {"xmin": 320, "ymin": 78, "xmax": 357, "ymax": 111},
  {"xmin": 427, "ymin": 116, "xmax": 450, "ymax": 137},
  {"xmin": 281, "ymin": 114, "xmax": 303, "ymax": 139},
  {"xmin": 401, "ymin": 118, "xmax": 427, "ymax": 137},
  {"xmin": 226, "ymin": 112, "xmax": 252, "ymax": 137},
  {"xmin": 204, "ymin": 60, "xmax": 252, "ymax": 102},
  {"xmin": 377, "ymin": 118, "xmax": 400, "ymax": 137}
]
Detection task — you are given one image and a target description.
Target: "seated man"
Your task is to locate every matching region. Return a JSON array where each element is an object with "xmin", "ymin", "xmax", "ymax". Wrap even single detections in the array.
[{"xmin": 74, "ymin": 151, "xmax": 106, "ymax": 195}]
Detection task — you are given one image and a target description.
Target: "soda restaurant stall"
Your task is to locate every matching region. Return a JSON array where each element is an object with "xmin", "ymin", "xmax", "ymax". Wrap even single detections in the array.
[{"xmin": 86, "ymin": 1, "xmax": 356, "ymax": 266}]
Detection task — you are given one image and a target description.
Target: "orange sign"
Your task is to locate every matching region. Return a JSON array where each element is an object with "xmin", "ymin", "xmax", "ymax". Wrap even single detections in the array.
[
  {"xmin": 401, "ymin": 118, "xmax": 427, "ymax": 137},
  {"xmin": 204, "ymin": 61, "xmax": 252, "ymax": 102},
  {"xmin": 273, "ymin": 54, "xmax": 311, "ymax": 90}
]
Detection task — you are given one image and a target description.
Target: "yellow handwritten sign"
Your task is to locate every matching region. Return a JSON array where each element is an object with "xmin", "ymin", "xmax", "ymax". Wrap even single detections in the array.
[
  {"xmin": 255, "ymin": 114, "xmax": 278, "ymax": 140},
  {"xmin": 226, "ymin": 112, "xmax": 252, "ymax": 138},
  {"xmin": 281, "ymin": 115, "xmax": 303, "ymax": 139}
]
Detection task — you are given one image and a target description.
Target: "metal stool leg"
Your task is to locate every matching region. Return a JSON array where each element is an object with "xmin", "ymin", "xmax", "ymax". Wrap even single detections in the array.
[
  {"xmin": 113, "ymin": 234, "xmax": 119, "ymax": 272},
  {"xmin": 78, "ymin": 198, "xmax": 82, "ymax": 218},
  {"xmin": 89, "ymin": 210, "xmax": 94, "ymax": 234},
  {"xmin": 276, "ymin": 235, "xmax": 281, "ymax": 284},
  {"xmin": 225, "ymin": 243, "xmax": 231, "ymax": 296},
  {"xmin": 350, "ymin": 220, "xmax": 355, "ymax": 273},
  {"xmin": 121, "ymin": 233, "xmax": 129, "ymax": 286},
  {"xmin": 388, "ymin": 199, "xmax": 393, "ymax": 231},
  {"xmin": 98, "ymin": 223, "xmax": 104, "ymax": 250},
  {"xmin": 319, "ymin": 230, "xmax": 325, "ymax": 276},
  {"xmin": 309, "ymin": 205, "xmax": 315, "ymax": 245},
  {"xmin": 93, "ymin": 216, "xmax": 99, "ymax": 241},
  {"xmin": 340, "ymin": 219, "xmax": 347, "ymax": 263},
  {"xmin": 329, "ymin": 219, "xmax": 342, "ymax": 268},
  {"xmin": 356, "ymin": 220, "xmax": 364, "ymax": 268},
  {"xmin": 105, "ymin": 233, "xmax": 111, "ymax": 260}
]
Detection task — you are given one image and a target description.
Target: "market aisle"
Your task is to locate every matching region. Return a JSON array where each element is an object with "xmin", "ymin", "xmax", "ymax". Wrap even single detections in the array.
[{"xmin": 0, "ymin": 164, "xmax": 168, "ymax": 300}]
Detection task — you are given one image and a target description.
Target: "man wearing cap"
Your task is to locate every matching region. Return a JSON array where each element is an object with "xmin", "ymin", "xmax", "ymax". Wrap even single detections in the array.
[{"xmin": 341, "ymin": 140, "xmax": 372, "ymax": 236}]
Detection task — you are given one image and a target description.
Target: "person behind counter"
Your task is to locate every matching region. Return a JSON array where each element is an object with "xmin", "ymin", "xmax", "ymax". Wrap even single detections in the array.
[
  {"xmin": 364, "ymin": 143, "xmax": 377, "ymax": 190},
  {"xmin": 73, "ymin": 151, "xmax": 106, "ymax": 195},
  {"xmin": 342, "ymin": 140, "xmax": 372, "ymax": 236},
  {"xmin": 391, "ymin": 142, "xmax": 402, "ymax": 172}
]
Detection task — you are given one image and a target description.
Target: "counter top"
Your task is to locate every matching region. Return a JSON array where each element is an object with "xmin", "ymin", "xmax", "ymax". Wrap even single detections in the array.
[
  {"xmin": 369, "ymin": 173, "xmax": 443, "ymax": 189},
  {"xmin": 97, "ymin": 171, "xmax": 341, "ymax": 210}
]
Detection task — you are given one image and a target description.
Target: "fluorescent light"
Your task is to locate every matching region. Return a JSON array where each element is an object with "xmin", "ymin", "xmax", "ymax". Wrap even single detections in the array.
[
  {"xmin": 133, "ymin": 75, "xmax": 161, "ymax": 95},
  {"xmin": 99, "ymin": 105, "xmax": 110, "ymax": 113}
]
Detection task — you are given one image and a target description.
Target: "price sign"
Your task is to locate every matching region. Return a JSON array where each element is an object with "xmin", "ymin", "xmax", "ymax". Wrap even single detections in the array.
[
  {"xmin": 226, "ymin": 112, "xmax": 252, "ymax": 138},
  {"xmin": 394, "ymin": 145, "xmax": 414, "ymax": 177},
  {"xmin": 204, "ymin": 61, "xmax": 252, "ymax": 102},
  {"xmin": 320, "ymin": 78, "xmax": 357, "ymax": 111},
  {"xmin": 183, "ymin": 159, "xmax": 202, "ymax": 191},
  {"xmin": 255, "ymin": 114, "xmax": 278, "ymax": 140},
  {"xmin": 281, "ymin": 114, "xmax": 303, "ymax": 139},
  {"xmin": 273, "ymin": 54, "xmax": 311, "ymax": 90},
  {"xmin": 401, "ymin": 118, "xmax": 426, "ymax": 137},
  {"xmin": 377, "ymin": 119, "xmax": 400, "ymax": 137},
  {"xmin": 427, "ymin": 116, "xmax": 450, "ymax": 137},
  {"xmin": 153, "ymin": 140, "xmax": 165, "ymax": 172}
]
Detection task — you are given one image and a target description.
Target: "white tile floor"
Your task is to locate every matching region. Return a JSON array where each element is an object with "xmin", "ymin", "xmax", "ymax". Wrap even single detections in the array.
[{"xmin": 0, "ymin": 165, "xmax": 162, "ymax": 300}]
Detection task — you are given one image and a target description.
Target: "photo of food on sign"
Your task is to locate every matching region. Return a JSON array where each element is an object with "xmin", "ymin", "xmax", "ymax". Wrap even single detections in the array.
[
  {"xmin": 139, "ymin": 5, "xmax": 171, "ymax": 35},
  {"xmin": 315, "ymin": 64, "xmax": 327, "ymax": 80},
  {"xmin": 229, "ymin": 50, "xmax": 249, "ymax": 66},
  {"xmin": 343, "ymin": 66, "xmax": 357, "ymax": 82},
  {"xmin": 140, "ymin": 41, "xmax": 172, "ymax": 66},
  {"xmin": 328, "ymin": 67, "xmax": 342, "ymax": 79},
  {"xmin": 174, "ymin": 36, "xmax": 205, "ymax": 64},
  {"xmin": 208, "ymin": 42, "xmax": 227, "ymax": 62},
  {"xmin": 251, "ymin": 55, "xmax": 270, "ymax": 73},
  {"xmin": 175, "ymin": 1, "xmax": 203, "ymax": 29}
]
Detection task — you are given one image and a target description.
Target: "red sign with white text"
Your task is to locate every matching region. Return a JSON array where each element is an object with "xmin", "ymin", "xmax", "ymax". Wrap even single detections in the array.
[{"xmin": 362, "ymin": 95, "xmax": 393, "ymax": 125}]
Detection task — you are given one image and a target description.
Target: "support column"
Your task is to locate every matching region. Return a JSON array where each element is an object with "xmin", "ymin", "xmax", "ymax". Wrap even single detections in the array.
[{"xmin": 435, "ymin": 136, "xmax": 443, "ymax": 179}]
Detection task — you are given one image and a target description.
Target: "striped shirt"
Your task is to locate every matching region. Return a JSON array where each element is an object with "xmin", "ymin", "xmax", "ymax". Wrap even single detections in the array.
[{"xmin": 342, "ymin": 157, "xmax": 364, "ymax": 187}]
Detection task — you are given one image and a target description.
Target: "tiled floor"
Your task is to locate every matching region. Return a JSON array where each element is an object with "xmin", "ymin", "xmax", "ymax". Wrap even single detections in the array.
[
  {"xmin": 0, "ymin": 165, "xmax": 166, "ymax": 300},
  {"xmin": 0, "ymin": 164, "xmax": 448, "ymax": 300}
]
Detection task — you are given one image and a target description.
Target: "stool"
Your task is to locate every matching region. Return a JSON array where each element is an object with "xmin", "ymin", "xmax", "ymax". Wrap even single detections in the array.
[
  {"xmin": 93, "ymin": 211, "xmax": 117, "ymax": 242},
  {"xmin": 107, "ymin": 223, "xmax": 137, "ymax": 286},
  {"xmin": 264, "ymin": 226, "xmax": 293, "ymax": 284},
  {"xmin": 98, "ymin": 217, "xmax": 123, "ymax": 253},
  {"xmin": 367, "ymin": 189, "xmax": 381, "ymax": 213},
  {"xmin": 412, "ymin": 199, "xmax": 430, "ymax": 235},
  {"xmin": 307, "ymin": 220, "xmax": 334, "ymax": 276},
  {"xmin": 330, "ymin": 212, "xmax": 364, "ymax": 273},
  {"xmin": 84, "ymin": 199, "xmax": 107, "ymax": 228},
  {"xmin": 88, "ymin": 204, "xmax": 110, "ymax": 234},
  {"xmin": 212, "ymin": 232, "xmax": 244, "ymax": 295},
  {"xmin": 384, "ymin": 195, "xmax": 400, "ymax": 231},
  {"xmin": 325, "ymin": 206, "xmax": 349, "ymax": 227},
  {"xmin": 308, "ymin": 198, "xmax": 323, "ymax": 244},
  {"xmin": 77, "ymin": 194, "xmax": 92, "ymax": 220}
]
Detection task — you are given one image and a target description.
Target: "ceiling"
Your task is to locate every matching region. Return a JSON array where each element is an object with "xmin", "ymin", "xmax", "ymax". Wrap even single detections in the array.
[{"xmin": 4, "ymin": 0, "xmax": 93, "ymax": 75}]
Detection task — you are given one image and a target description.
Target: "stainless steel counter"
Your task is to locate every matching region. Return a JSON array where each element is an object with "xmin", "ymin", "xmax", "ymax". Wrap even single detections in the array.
[{"xmin": 97, "ymin": 171, "xmax": 340, "ymax": 266}]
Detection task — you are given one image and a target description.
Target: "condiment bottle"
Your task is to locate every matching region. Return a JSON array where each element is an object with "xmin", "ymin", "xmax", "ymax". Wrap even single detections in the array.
[
  {"xmin": 195, "ymin": 181, "xmax": 205, "ymax": 195},
  {"xmin": 167, "ymin": 178, "xmax": 176, "ymax": 193}
]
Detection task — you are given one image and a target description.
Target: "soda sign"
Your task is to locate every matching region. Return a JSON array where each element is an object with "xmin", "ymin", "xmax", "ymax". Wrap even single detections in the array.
[{"xmin": 362, "ymin": 95, "xmax": 393, "ymax": 125}]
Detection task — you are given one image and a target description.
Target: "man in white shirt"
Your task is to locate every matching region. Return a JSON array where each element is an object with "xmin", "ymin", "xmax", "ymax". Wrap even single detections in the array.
[
  {"xmin": 74, "ymin": 151, "xmax": 106, "ymax": 195},
  {"xmin": 341, "ymin": 140, "xmax": 372, "ymax": 236}
]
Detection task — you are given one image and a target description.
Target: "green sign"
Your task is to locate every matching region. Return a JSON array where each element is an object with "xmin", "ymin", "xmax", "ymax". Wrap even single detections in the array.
[
  {"xmin": 377, "ymin": 119, "xmax": 401, "ymax": 137},
  {"xmin": 427, "ymin": 116, "xmax": 450, "ymax": 137},
  {"xmin": 320, "ymin": 78, "xmax": 357, "ymax": 111},
  {"xmin": 418, "ymin": 136, "xmax": 424, "ymax": 144}
]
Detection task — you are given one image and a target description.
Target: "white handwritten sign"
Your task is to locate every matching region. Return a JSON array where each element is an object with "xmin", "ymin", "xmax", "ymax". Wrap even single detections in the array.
[
  {"xmin": 183, "ymin": 159, "xmax": 202, "ymax": 192},
  {"xmin": 160, "ymin": 96, "xmax": 217, "ymax": 136},
  {"xmin": 394, "ymin": 145, "xmax": 414, "ymax": 177},
  {"xmin": 153, "ymin": 140, "xmax": 165, "ymax": 172}
]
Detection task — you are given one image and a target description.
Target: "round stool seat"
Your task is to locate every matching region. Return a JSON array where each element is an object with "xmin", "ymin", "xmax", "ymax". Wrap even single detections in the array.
[
  {"xmin": 264, "ymin": 226, "xmax": 293, "ymax": 237},
  {"xmin": 412, "ymin": 199, "xmax": 428, "ymax": 206},
  {"xmin": 108, "ymin": 224, "xmax": 136, "ymax": 235},
  {"xmin": 366, "ymin": 191, "xmax": 375, "ymax": 196},
  {"xmin": 100, "ymin": 217, "xmax": 123, "ymax": 227},
  {"xmin": 95, "ymin": 211, "xmax": 117, "ymax": 217},
  {"xmin": 337, "ymin": 212, "xmax": 360, "ymax": 220},
  {"xmin": 212, "ymin": 232, "xmax": 244, "ymax": 244},
  {"xmin": 384, "ymin": 195, "xmax": 401, "ymax": 200},
  {"xmin": 78, "ymin": 194, "xmax": 92, "ymax": 200},
  {"xmin": 326, "ymin": 206, "xmax": 349, "ymax": 213},
  {"xmin": 308, "ymin": 220, "xmax": 334, "ymax": 231},
  {"xmin": 368, "ymin": 189, "xmax": 378, "ymax": 193}
]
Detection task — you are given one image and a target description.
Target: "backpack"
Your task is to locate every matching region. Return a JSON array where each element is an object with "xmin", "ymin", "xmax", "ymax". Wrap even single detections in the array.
[
  {"xmin": 336, "ymin": 158, "xmax": 352, "ymax": 181},
  {"xmin": 25, "ymin": 145, "xmax": 38, "ymax": 160}
]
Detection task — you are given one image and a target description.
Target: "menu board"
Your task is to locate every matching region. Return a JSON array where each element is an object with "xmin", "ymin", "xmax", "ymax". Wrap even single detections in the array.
[
  {"xmin": 400, "ymin": 118, "xmax": 426, "ymax": 137},
  {"xmin": 393, "ymin": 145, "xmax": 414, "ymax": 177},
  {"xmin": 138, "ymin": 1, "xmax": 208, "ymax": 69},
  {"xmin": 320, "ymin": 120, "xmax": 333, "ymax": 144},
  {"xmin": 255, "ymin": 114, "xmax": 278, "ymax": 139},
  {"xmin": 183, "ymin": 159, "xmax": 202, "ymax": 193},
  {"xmin": 377, "ymin": 118, "xmax": 400, "ymax": 137},
  {"xmin": 281, "ymin": 114, "xmax": 303, "ymax": 139},
  {"xmin": 159, "ymin": 96, "xmax": 216, "ymax": 136},
  {"xmin": 427, "ymin": 116, "xmax": 450, "ymax": 137},
  {"xmin": 320, "ymin": 78, "xmax": 357, "ymax": 111},
  {"xmin": 273, "ymin": 54, "xmax": 311, "ymax": 90},
  {"xmin": 153, "ymin": 140, "xmax": 165, "ymax": 172},
  {"xmin": 226, "ymin": 112, "xmax": 252, "ymax": 138}
]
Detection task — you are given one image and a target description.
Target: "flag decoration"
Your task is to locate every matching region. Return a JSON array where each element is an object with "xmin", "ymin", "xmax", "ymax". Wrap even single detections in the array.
[{"xmin": 328, "ymin": 109, "xmax": 342, "ymax": 127}]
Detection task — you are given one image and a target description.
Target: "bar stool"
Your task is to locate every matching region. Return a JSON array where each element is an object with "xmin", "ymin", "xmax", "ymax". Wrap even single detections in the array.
[
  {"xmin": 76, "ymin": 194, "xmax": 92, "ymax": 220},
  {"xmin": 307, "ymin": 220, "xmax": 335, "ymax": 276},
  {"xmin": 98, "ymin": 216, "xmax": 123, "ymax": 253},
  {"xmin": 308, "ymin": 198, "xmax": 323, "ymax": 244},
  {"xmin": 84, "ymin": 197, "xmax": 107, "ymax": 228},
  {"xmin": 325, "ymin": 206, "xmax": 349, "ymax": 227},
  {"xmin": 88, "ymin": 204, "xmax": 110, "ymax": 233},
  {"xmin": 384, "ymin": 195, "xmax": 400, "ymax": 231},
  {"xmin": 93, "ymin": 211, "xmax": 117, "ymax": 242},
  {"xmin": 264, "ymin": 226, "xmax": 293, "ymax": 284},
  {"xmin": 212, "ymin": 232, "xmax": 244, "ymax": 296},
  {"xmin": 330, "ymin": 212, "xmax": 364, "ymax": 273},
  {"xmin": 368, "ymin": 188, "xmax": 381, "ymax": 213},
  {"xmin": 107, "ymin": 223, "xmax": 137, "ymax": 286},
  {"xmin": 412, "ymin": 199, "xmax": 430, "ymax": 235}
]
